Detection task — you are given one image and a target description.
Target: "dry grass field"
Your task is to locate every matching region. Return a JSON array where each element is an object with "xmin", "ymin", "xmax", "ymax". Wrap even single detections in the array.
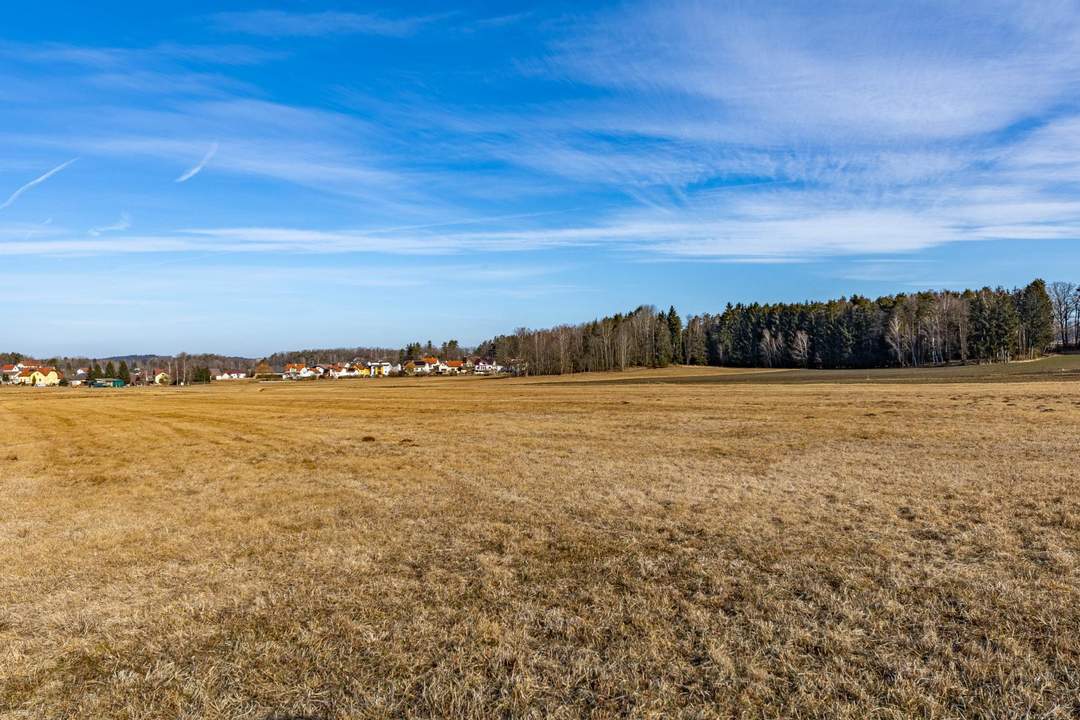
[{"xmin": 3, "ymin": 365, "xmax": 1080, "ymax": 719}]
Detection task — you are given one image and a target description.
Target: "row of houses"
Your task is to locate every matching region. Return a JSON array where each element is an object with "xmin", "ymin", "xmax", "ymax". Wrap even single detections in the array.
[
  {"xmin": 275, "ymin": 356, "xmax": 505, "ymax": 380},
  {"xmin": 281, "ymin": 361, "xmax": 395, "ymax": 379},
  {"xmin": 402, "ymin": 356, "xmax": 503, "ymax": 375},
  {"xmin": 1, "ymin": 363, "xmax": 64, "ymax": 386},
  {"xmin": 2, "ymin": 356, "xmax": 514, "ymax": 388},
  {"xmin": 210, "ymin": 369, "xmax": 248, "ymax": 381},
  {"xmin": 0, "ymin": 363, "xmax": 172, "ymax": 387}
]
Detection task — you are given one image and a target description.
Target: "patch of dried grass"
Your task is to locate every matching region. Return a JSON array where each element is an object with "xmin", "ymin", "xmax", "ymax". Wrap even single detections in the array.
[{"xmin": 1, "ymin": 376, "xmax": 1078, "ymax": 718}]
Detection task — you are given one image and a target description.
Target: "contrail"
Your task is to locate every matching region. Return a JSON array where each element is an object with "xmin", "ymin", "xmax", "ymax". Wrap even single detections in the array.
[
  {"xmin": 175, "ymin": 142, "xmax": 219, "ymax": 183},
  {"xmin": 0, "ymin": 158, "xmax": 78, "ymax": 210}
]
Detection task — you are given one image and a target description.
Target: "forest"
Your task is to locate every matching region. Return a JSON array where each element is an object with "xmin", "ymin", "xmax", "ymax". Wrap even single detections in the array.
[
  {"xmin": 5, "ymin": 279, "xmax": 1077, "ymax": 381},
  {"xmin": 477, "ymin": 279, "xmax": 1072, "ymax": 376}
]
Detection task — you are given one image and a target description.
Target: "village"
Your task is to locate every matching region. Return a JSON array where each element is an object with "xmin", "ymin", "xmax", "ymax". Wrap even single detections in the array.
[{"xmin": 0, "ymin": 356, "xmax": 508, "ymax": 388}]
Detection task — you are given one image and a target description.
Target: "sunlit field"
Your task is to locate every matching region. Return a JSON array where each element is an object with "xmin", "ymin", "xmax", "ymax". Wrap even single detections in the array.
[{"xmin": 3, "ymin": 362, "xmax": 1079, "ymax": 718}]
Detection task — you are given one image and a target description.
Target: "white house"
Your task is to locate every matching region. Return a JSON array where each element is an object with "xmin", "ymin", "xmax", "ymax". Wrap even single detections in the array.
[
  {"xmin": 0, "ymin": 364, "xmax": 21, "ymax": 383},
  {"xmin": 367, "ymin": 361, "xmax": 392, "ymax": 377},
  {"xmin": 473, "ymin": 360, "xmax": 502, "ymax": 375}
]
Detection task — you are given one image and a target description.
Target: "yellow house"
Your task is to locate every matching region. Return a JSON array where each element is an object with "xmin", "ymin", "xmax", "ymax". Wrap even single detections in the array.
[
  {"xmin": 18, "ymin": 367, "xmax": 62, "ymax": 386},
  {"xmin": 154, "ymin": 371, "xmax": 171, "ymax": 385}
]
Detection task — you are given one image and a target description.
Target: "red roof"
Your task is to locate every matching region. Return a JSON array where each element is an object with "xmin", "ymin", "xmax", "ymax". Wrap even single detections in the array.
[
  {"xmin": 445, "ymin": 360, "xmax": 464, "ymax": 368},
  {"xmin": 1, "ymin": 364, "xmax": 16, "ymax": 372},
  {"xmin": 422, "ymin": 356, "xmax": 439, "ymax": 365}
]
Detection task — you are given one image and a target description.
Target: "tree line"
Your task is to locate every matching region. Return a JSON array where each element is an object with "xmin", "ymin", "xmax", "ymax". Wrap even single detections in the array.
[{"xmin": 477, "ymin": 279, "xmax": 1061, "ymax": 376}]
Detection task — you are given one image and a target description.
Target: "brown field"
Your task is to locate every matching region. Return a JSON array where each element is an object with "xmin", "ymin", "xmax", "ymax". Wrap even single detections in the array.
[{"xmin": 3, "ymin": 366, "xmax": 1080, "ymax": 719}]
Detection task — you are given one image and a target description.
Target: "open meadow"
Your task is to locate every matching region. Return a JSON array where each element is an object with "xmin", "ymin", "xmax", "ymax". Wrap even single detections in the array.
[{"xmin": 3, "ymin": 361, "xmax": 1080, "ymax": 718}]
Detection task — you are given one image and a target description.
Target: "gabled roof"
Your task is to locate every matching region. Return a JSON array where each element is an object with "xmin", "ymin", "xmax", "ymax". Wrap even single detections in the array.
[
  {"xmin": 18, "ymin": 367, "xmax": 61, "ymax": 378},
  {"xmin": 422, "ymin": 356, "xmax": 439, "ymax": 365},
  {"xmin": 445, "ymin": 360, "xmax": 464, "ymax": 367}
]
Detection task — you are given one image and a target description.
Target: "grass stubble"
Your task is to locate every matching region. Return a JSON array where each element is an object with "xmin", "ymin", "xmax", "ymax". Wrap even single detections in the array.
[{"xmin": 1, "ymin": 365, "xmax": 1079, "ymax": 718}]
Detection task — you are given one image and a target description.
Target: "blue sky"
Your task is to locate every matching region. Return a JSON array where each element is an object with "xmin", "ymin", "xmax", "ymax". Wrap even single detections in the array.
[{"xmin": 3, "ymin": 1, "xmax": 1080, "ymax": 357}]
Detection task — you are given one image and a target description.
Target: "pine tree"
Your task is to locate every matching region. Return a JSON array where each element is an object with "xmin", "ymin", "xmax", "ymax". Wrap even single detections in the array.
[
  {"xmin": 118, "ymin": 360, "xmax": 130, "ymax": 385},
  {"xmin": 104, "ymin": 361, "xmax": 116, "ymax": 378},
  {"xmin": 666, "ymin": 306, "xmax": 683, "ymax": 364}
]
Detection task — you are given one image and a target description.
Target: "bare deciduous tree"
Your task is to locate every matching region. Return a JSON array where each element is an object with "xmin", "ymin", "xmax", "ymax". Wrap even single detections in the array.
[{"xmin": 1049, "ymin": 281, "xmax": 1077, "ymax": 347}]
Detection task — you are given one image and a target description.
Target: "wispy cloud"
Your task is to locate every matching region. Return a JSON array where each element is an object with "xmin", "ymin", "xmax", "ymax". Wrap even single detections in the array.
[
  {"xmin": 3, "ymin": 1, "xmax": 1080, "ymax": 270},
  {"xmin": 550, "ymin": 2, "xmax": 1080, "ymax": 144},
  {"xmin": 175, "ymin": 142, "xmax": 219, "ymax": 182},
  {"xmin": 210, "ymin": 10, "xmax": 445, "ymax": 38},
  {"xmin": 0, "ymin": 158, "xmax": 77, "ymax": 210},
  {"xmin": 89, "ymin": 212, "xmax": 132, "ymax": 236}
]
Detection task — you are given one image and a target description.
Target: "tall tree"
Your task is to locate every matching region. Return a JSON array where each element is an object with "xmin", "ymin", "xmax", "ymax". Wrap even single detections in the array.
[
  {"xmin": 1017, "ymin": 279, "xmax": 1055, "ymax": 358},
  {"xmin": 440, "ymin": 339, "xmax": 462, "ymax": 361},
  {"xmin": 654, "ymin": 312, "xmax": 673, "ymax": 367},
  {"xmin": 1049, "ymin": 281, "xmax": 1077, "ymax": 347},
  {"xmin": 666, "ymin": 306, "xmax": 683, "ymax": 364}
]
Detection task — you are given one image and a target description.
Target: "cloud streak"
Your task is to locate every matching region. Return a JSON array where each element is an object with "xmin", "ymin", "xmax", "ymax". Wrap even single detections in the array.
[
  {"xmin": 89, "ymin": 212, "xmax": 132, "ymax": 236},
  {"xmin": 0, "ymin": 158, "xmax": 77, "ymax": 210},
  {"xmin": 175, "ymin": 142, "xmax": 219, "ymax": 182},
  {"xmin": 210, "ymin": 10, "xmax": 444, "ymax": 38}
]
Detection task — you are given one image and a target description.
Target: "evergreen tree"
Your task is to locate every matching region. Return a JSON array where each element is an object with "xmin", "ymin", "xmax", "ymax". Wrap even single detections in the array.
[
  {"xmin": 1018, "ymin": 279, "xmax": 1054, "ymax": 357},
  {"xmin": 118, "ymin": 360, "xmax": 131, "ymax": 385},
  {"xmin": 441, "ymin": 339, "xmax": 462, "ymax": 360},
  {"xmin": 104, "ymin": 361, "xmax": 116, "ymax": 378},
  {"xmin": 666, "ymin": 306, "xmax": 683, "ymax": 363}
]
